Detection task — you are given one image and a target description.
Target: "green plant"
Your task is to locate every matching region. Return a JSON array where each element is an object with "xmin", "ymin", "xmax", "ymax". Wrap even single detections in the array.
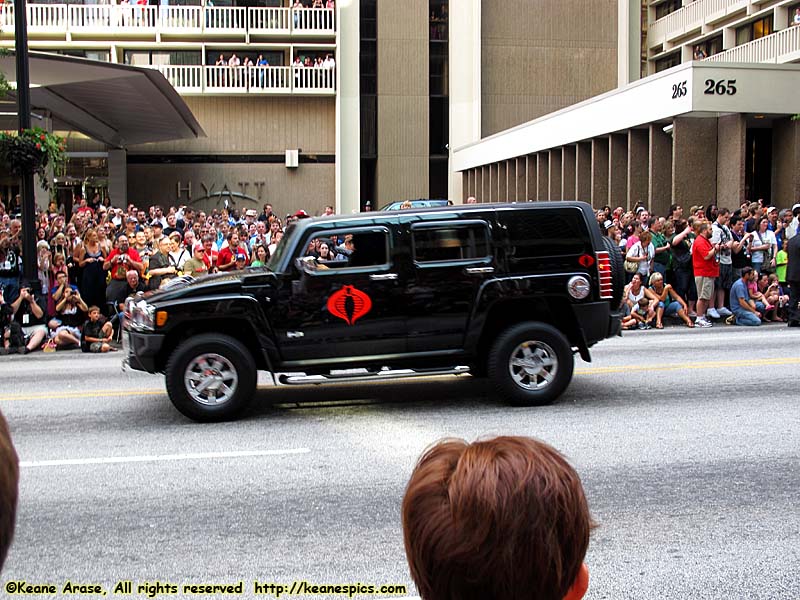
[
  {"xmin": 0, "ymin": 48, "xmax": 9, "ymax": 99},
  {"xmin": 0, "ymin": 127, "xmax": 67, "ymax": 190}
]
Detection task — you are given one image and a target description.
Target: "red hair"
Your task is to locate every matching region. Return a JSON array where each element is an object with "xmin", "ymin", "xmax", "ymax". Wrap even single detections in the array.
[{"xmin": 402, "ymin": 436, "xmax": 593, "ymax": 600}]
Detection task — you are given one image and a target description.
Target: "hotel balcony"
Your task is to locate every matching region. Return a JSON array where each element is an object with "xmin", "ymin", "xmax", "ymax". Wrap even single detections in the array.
[
  {"xmin": 704, "ymin": 24, "xmax": 800, "ymax": 62},
  {"xmin": 155, "ymin": 64, "xmax": 336, "ymax": 95},
  {"xmin": 0, "ymin": 5, "xmax": 335, "ymax": 39},
  {"xmin": 648, "ymin": 0, "xmax": 751, "ymax": 49}
]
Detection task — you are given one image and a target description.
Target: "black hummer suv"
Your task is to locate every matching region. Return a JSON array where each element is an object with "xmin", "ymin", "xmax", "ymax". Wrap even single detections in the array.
[{"xmin": 125, "ymin": 202, "xmax": 623, "ymax": 422}]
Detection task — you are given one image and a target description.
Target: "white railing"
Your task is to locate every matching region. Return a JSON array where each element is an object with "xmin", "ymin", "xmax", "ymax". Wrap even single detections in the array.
[
  {"xmin": 27, "ymin": 3, "xmax": 67, "ymax": 31},
  {"xmin": 704, "ymin": 25, "xmax": 800, "ymax": 63},
  {"xmin": 248, "ymin": 7, "xmax": 291, "ymax": 34},
  {"xmin": 648, "ymin": 0, "xmax": 749, "ymax": 48},
  {"xmin": 292, "ymin": 7, "xmax": 335, "ymax": 33},
  {"xmin": 158, "ymin": 65, "xmax": 204, "ymax": 93},
  {"xmin": 159, "ymin": 6, "xmax": 202, "ymax": 32},
  {"xmin": 205, "ymin": 6, "xmax": 247, "ymax": 31},
  {"xmin": 293, "ymin": 65, "xmax": 336, "ymax": 92},
  {"xmin": 69, "ymin": 4, "xmax": 157, "ymax": 31},
  {"xmin": 0, "ymin": 4, "xmax": 336, "ymax": 35},
  {"xmin": 153, "ymin": 65, "xmax": 335, "ymax": 95}
]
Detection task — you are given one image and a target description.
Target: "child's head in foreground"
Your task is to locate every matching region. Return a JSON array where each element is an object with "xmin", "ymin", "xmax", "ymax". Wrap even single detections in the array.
[{"xmin": 402, "ymin": 436, "xmax": 594, "ymax": 600}]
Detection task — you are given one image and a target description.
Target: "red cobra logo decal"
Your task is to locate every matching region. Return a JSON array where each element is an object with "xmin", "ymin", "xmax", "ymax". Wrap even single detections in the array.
[{"xmin": 327, "ymin": 285, "xmax": 373, "ymax": 325}]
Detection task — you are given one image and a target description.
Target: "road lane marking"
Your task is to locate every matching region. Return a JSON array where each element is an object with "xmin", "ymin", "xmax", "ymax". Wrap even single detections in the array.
[
  {"xmin": 20, "ymin": 448, "xmax": 310, "ymax": 468},
  {"xmin": 4, "ymin": 355, "xmax": 799, "ymax": 403},
  {"xmin": 574, "ymin": 356, "xmax": 800, "ymax": 376}
]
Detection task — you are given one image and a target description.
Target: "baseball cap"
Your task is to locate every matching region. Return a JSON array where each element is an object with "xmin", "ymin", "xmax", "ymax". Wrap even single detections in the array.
[
  {"xmin": 635, "ymin": 206, "xmax": 646, "ymax": 214},
  {"xmin": 603, "ymin": 220, "xmax": 614, "ymax": 230},
  {"xmin": 245, "ymin": 209, "xmax": 257, "ymax": 217},
  {"xmin": 767, "ymin": 206, "xmax": 778, "ymax": 213},
  {"xmin": 126, "ymin": 216, "xmax": 137, "ymax": 222},
  {"xmin": 294, "ymin": 210, "xmax": 310, "ymax": 219},
  {"xmin": 792, "ymin": 203, "xmax": 800, "ymax": 212},
  {"xmin": 152, "ymin": 221, "xmax": 163, "ymax": 228},
  {"xmin": 236, "ymin": 252, "xmax": 247, "ymax": 261}
]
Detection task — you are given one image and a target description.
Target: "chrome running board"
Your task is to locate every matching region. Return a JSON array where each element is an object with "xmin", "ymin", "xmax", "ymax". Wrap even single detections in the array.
[{"xmin": 277, "ymin": 366, "xmax": 470, "ymax": 386}]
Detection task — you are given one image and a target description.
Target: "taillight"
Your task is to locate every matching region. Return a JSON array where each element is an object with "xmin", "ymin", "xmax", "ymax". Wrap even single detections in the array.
[{"xmin": 595, "ymin": 251, "xmax": 613, "ymax": 300}]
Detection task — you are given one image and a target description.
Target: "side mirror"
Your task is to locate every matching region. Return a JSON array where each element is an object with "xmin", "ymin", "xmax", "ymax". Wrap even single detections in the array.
[{"xmin": 294, "ymin": 256, "xmax": 318, "ymax": 274}]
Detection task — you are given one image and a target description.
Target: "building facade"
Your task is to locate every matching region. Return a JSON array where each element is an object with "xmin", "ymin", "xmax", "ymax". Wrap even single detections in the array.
[
  {"xmin": 4, "ymin": 0, "xmax": 795, "ymax": 215},
  {"xmin": 453, "ymin": 0, "xmax": 800, "ymax": 211}
]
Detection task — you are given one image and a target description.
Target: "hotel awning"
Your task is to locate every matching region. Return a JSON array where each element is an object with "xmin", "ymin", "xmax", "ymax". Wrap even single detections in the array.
[{"xmin": 0, "ymin": 51, "xmax": 205, "ymax": 147}]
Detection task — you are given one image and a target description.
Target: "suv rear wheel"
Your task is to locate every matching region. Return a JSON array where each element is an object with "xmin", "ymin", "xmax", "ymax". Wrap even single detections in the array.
[
  {"xmin": 165, "ymin": 333, "xmax": 257, "ymax": 422},
  {"xmin": 487, "ymin": 322, "xmax": 574, "ymax": 407}
]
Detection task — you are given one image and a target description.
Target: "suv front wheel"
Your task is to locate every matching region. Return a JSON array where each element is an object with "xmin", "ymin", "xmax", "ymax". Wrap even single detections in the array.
[
  {"xmin": 165, "ymin": 333, "xmax": 257, "ymax": 422},
  {"xmin": 488, "ymin": 322, "xmax": 574, "ymax": 407}
]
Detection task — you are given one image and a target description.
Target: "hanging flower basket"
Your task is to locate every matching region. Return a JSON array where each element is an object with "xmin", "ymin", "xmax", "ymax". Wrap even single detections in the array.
[{"xmin": 0, "ymin": 127, "xmax": 67, "ymax": 191}]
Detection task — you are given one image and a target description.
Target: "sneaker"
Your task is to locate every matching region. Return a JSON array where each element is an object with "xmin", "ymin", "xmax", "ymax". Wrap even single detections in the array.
[
  {"xmin": 707, "ymin": 307, "xmax": 721, "ymax": 319},
  {"xmin": 717, "ymin": 307, "xmax": 733, "ymax": 317},
  {"xmin": 695, "ymin": 317, "xmax": 713, "ymax": 328}
]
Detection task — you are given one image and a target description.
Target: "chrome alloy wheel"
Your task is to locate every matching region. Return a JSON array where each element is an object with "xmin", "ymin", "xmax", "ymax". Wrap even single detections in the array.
[
  {"xmin": 508, "ymin": 341, "xmax": 558, "ymax": 391},
  {"xmin": 184, "ymin": 353, "xmax": 239, "ymax": 406}
]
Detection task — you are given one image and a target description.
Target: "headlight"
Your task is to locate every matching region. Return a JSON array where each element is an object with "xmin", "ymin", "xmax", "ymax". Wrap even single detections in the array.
[{"xmin": 127, "ymin": 299, "xmax": 156, "ymax": 332}]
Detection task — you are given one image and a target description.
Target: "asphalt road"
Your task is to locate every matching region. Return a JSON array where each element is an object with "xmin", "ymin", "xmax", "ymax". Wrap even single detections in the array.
[{"xmin": 1, "ymin": 323, "xmax": 799, "ymax": 600}]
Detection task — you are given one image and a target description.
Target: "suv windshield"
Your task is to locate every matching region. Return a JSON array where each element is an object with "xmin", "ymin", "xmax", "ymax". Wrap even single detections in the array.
[{"xmin": 266, "ymin": 222, "xmax": 296, "ymax": 271}]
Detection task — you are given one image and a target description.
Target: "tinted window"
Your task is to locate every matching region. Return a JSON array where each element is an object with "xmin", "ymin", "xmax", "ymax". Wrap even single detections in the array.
[
  {"xmin": 413, "ymin": 225, "xmax": 489, "ymax": 263},
  {"xmin": 502, "ymin": 210, "xmax": 591, "ymax": 259},
  {"xmin": 300, "ymin": 230, "xmax": 390, "ymax": 271}
]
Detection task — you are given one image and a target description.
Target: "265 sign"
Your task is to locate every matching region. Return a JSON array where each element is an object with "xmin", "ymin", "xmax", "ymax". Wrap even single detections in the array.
[
  {"xmin": 671, "ymin": 80, "xmax": 688, "ymax": 99},
  {"xmin": 704, "ymin": 78, "xmax": 737, "ymax": 95}
]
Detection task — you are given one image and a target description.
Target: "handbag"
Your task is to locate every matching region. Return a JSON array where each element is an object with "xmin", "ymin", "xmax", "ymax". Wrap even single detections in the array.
[{"xmin": 624, "ymin": 244, "xmax": 640, "ymax": 273}]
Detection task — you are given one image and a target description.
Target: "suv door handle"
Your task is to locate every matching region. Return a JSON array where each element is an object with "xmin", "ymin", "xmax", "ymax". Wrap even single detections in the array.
[
  {"xmin": 464, "ymin": 267, "xmax": 495, "ymax": 274},
  {"xmin": 369, "ymin": 273, "xmax": 399, "ymax": 281}
]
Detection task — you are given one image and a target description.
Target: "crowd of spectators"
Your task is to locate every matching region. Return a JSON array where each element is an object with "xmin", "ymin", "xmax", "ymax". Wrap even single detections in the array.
[
  {"xmin": 0, "ymin": 193, "xmax": 334, "ymax": 355},
  {"xmin": 598, "ymin": 200, "xmax": 800, "ymax": 329},
  {"xmin": 1, "ymin": 192, "xmax": 799, "ymax": 355}
]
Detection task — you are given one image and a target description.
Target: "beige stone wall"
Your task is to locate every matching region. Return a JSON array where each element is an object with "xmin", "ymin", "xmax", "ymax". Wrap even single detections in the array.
[
  {"xmin": 480, "ymin": 0, "xmax": 618, "ymax": 137},
  {"xmin": 126, "ymin": 163, "xmax": 335, "ymax": 217},
  {"xmin": 772, "ymin": 118, "xmax": 800, "ymax": 208},
  {"xmin": 375, "ymin": 0, "xmax": 429, "ymax": 204},
  {"xmin": 129, "ymin": 96, "xmax": 336, "ymax": 155}
]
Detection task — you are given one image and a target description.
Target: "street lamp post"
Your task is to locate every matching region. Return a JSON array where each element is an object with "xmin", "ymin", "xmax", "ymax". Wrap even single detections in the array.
[{"xmin": 13, "ymin": 0, "xmax": 38, "ymax": 289}]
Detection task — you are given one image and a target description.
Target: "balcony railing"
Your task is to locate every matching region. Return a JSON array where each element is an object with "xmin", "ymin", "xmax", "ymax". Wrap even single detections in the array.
[
  {"xmin": 155, "ymin": 65, "xmax": 335, "ymax": 95},
  {"xmin": 648, "ymin": 0, "xmax": 749, "ymax": 48},
  {"xmin": 0, "ymin": 5, "xmax": 335, "ymax": 36},
  {"xmin": 704, "ymin": 25, "xmax": 800, "ymax": 63}
]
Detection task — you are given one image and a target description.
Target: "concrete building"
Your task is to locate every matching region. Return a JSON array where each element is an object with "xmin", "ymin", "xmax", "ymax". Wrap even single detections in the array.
[
  {"xmin": 454, "ymin": 0, "xmax": 800, "ymax": 210},
  {"xmin": 2, "ymin": 0, "xmax": 798, "ymax": 215}
]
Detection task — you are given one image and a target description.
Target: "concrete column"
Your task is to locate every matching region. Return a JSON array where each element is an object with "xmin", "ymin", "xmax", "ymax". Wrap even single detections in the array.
[
  {"xmin": 498, "ymin": 161, "xmax": 508, "ymax": 201},
  {"xmin": 376, "ymin": 0, "xmax": 428, "ymax": 204},
  {"xmin": 549, "ymin": 149, "xmax": 562, "ymax": 201},
  {"xmin": 336, "ymin": 0, "xmax": 359, "ymax": 214},
  {"xmin": 526, "ymin": 155, "xmax": 535, "ymax": 201},
  {"xmin": 609, "ymin": 134, "xmax": 628, "ymax": 210},
  {"xmin": 772, "ymin": 117, "xmax": 800, "ymax": 208},
  {"xmin": 618, "ymin": 0, "xmax": 641, "ymax": 85},
  {"xmin": 649, "ymin": 123, "xmax": 673, "ymax": 216},
  {"xmin": 109, "ymin": 149, "xmax": 127, "ymax": 208},
  {"xmin": 448, "ymin": 0, "xmax": 481, "ymax": 202},
  {"xmin": 672, "ymin": 117, "xmax": 717, "ymax": 213},
  {"xmin": 562, "ymin": 145, "xmax": 576, "ymax": 200},
  {"xmin": 489, "ymin": 163, "xmax": 498, "ymax": 202},
  {"xmin": 628, "ymin": 129, "xmax": 649, "ymax": 211},
  {"xmin": 591, "ymin": 138, "xmax": 609, "ymax": 208},
  {"xmin": 717, "ymin": 114, "xmax": 746, "ymax": 208},
  {"xmin": 516, "ymin": 157, "xmax": 526, "ymax": 201},
  {"xmin": 476, "ymin": 167, "xmax": 484, "ymax": 202},
  {"xmin": 576, "ymin": 142, "xmax": 592, "ymax": 202},
  {"xmin": 537, "ymin": 153, "xmax": 548, "ymax": 201}
]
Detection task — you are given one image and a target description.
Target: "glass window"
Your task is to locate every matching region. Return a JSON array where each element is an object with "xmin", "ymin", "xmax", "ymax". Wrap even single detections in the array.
[
  {"xmin": 55, "ymin": 50, "xmax": 111, "ymax": 62},
  {"xmin": 501, "ymin": 210, "xmax": 592, "ymax": 260},
  {"xmin": 737, "ymin": 15, "xmax": 773, "ymax": 45},
  {"xmin": 301, "ymin": 230, "xmax": 390, "ymax": 271},
  {"xmin": 412, "ymin": 224, "xmax": 489, "ymax": 263},
  {"xmin": 124, "ymin": 50, "xmax": 202, "ymax": 66},
  {"xmin": 655, "ymin": 0, "xmax": 681, "ymax": 20},
  {"xmin": 654, "ymin": 51, "xmax": 680, "ymax": 73}
]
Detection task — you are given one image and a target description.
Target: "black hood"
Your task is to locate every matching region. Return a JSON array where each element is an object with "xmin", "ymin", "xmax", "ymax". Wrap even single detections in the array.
[{"xmin": 147, "ymin": 268, "xmax": 274, "ymax": 304}]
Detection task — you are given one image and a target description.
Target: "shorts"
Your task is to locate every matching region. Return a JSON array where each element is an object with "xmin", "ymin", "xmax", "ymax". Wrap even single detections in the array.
[
  {"xmin": 663, "ymin": 301, "xmax": 682, "ymax": 317},
  {"xmin": 716, "ymin": 263, "xmax": 733, "ymax": 291},
  {"xmin": 89, "ymin": 342, "xmax": 104, "ymax": 353},
  {"xmin": 21, "ymin": 324, "xmax": 48, "ymax": 341},
  {"xmin": 694, "ymin": 276, "xmax": 715, "ymax": 301}
]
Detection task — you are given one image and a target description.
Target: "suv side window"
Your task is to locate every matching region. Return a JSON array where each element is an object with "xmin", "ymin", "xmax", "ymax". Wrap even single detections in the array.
[
  {"xmin": 502, "ymin": 209, "xmax": 591, "ymax": 259},
  {"xmin": 411, "ymin": 222, "xmax": 490, "ymax": 264},
  {"xmin": 299, "ymin": 228, "xmax": 391, "ymax": 272}
]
